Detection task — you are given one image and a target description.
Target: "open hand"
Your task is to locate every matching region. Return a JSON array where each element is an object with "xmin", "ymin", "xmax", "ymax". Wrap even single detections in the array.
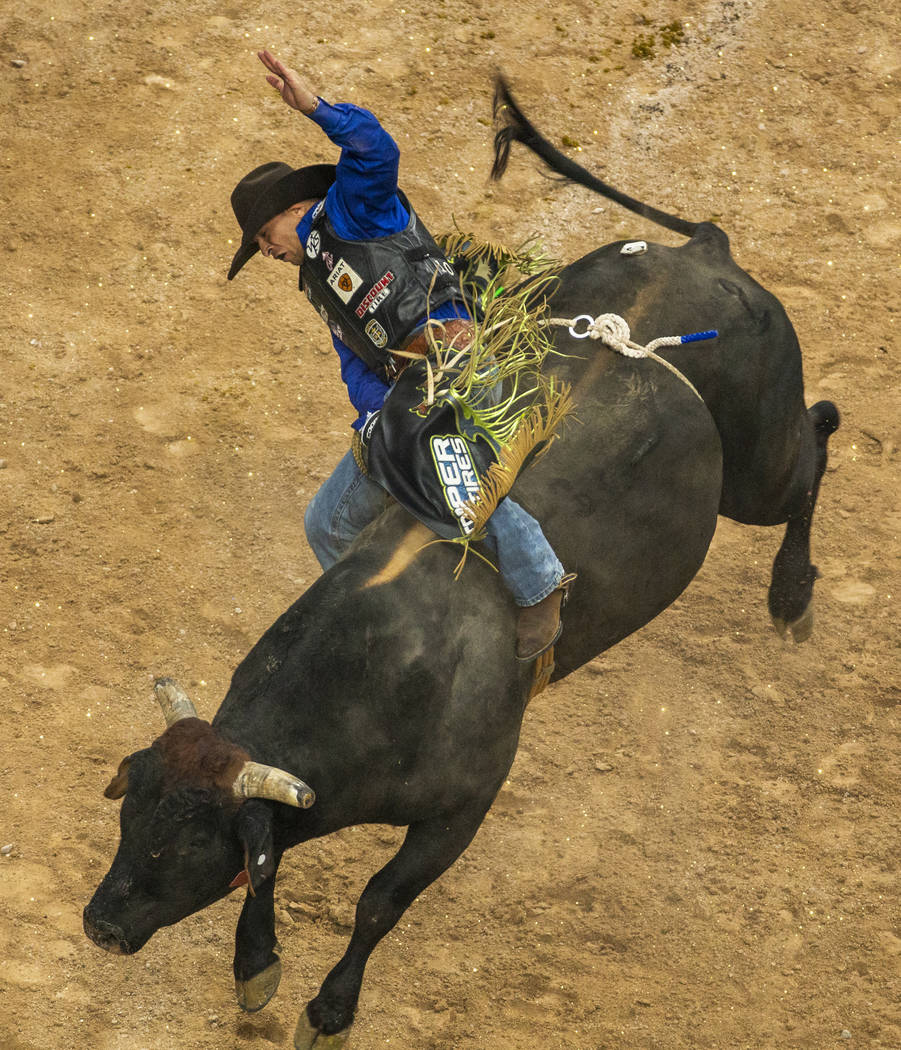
[{"xmin": 258, "ymin": 50, "xmax": 319, "ymax": 115}]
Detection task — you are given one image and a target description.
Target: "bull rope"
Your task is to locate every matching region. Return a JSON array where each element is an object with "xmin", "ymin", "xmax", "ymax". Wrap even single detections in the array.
[{"xmin": 541, "ymin": 313, "xmax": 716, "ymax": 403}]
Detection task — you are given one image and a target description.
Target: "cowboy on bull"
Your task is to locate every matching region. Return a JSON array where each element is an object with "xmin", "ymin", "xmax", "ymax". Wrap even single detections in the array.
[{"xmin": 227, "ymin": 50, "xmax": 570, "ymax": 660}]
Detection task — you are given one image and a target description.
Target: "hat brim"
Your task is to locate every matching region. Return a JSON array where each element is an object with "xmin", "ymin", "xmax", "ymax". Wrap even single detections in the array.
[
  {"xmin": 227, "ymin": 240, "xmax": 261, "ymax": 281},
  {"xmin": 227, "ymin": 163, "xmax": 336, "ymax": 280}
]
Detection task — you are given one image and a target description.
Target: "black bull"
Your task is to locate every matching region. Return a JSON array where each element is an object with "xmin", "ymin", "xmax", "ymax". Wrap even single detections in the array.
[{"xmin": 85, "ymin": 91, "xmax": 839, "ymax": 1049}]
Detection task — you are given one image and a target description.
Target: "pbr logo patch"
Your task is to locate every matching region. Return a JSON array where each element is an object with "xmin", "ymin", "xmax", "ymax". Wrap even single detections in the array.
[
  {"xmin": 327, "ymin": 258, "xmax": 363, "ymax": 304},
  {"xmin": 355, "ymin": 270, "xmax": 395, "ymax": 318},
  {"xmin": 305, "ymin": 230, "xmax": 321, "ymax": 259},
  {"xmin": 364, "ymin": 319, "xmax": 388, "ymax": 348},
  {"xmin": 430, "ymin": 435, "xmax": 481, "ymax": 535}
]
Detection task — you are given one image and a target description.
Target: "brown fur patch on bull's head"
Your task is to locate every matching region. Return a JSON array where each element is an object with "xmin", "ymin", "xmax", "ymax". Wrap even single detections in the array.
[{"xmin": 150, "ymin": 718, "xmax": 251, "ymax": 801}]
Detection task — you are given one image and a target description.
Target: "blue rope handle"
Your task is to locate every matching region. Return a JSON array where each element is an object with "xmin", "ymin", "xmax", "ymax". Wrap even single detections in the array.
[{"xmin": 679, "ymin": 329, "xmax": 718, "ymax": 344}]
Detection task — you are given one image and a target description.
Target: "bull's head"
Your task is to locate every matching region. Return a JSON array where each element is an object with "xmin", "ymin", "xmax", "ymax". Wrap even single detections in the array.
[{"xmin": 84, "ymin": 679, "xmax": 314, "ymax": 955}]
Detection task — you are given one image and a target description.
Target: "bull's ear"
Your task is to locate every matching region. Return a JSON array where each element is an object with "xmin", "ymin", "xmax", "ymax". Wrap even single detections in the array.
[
  {"xmin": 103, "ymin": 755, "xmax": 134, "ymax": 799},
  {"xmin": 235, "ymin": 800, "xmax": 276, "ymax": 894}
]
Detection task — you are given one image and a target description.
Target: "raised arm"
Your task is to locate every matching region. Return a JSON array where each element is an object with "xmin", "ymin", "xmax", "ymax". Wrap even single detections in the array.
[
  {"xmin": 257, "ymin": 49, "xmax": 405, "ymax": 238},
  {"xmin": 258, "ymin": 49, "xmax": 319, "ymax": 115}
]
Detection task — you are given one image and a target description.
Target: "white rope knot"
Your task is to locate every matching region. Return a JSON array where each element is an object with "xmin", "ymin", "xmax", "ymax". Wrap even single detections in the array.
[
  {"xmin": 589, "ymin": 313, "xmax": 644, "ymax": 357},
  {"xmin": 560, "ymin": 312, "xmax": 685, "ymax": 358},
  {"xmin": 543, "ymin": 312, "xmax": 716, "ymax": 403}
]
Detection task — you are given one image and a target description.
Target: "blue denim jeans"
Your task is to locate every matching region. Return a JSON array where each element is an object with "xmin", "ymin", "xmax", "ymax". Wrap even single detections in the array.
[{"xmin": 304, "ymin": 448, "xmax": 563, "ymax": 606}]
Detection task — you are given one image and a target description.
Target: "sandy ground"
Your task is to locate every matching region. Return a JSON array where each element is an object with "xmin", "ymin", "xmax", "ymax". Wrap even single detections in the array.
[{"xmin": 1, "ymin": 0, "xmax": 899, "ymax": 1047}]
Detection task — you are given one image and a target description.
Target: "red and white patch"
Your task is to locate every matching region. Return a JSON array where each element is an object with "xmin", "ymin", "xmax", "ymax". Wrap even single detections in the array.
[{"xmin": 355, "ymin": 271, "xmax": 395, "ymax": 318}]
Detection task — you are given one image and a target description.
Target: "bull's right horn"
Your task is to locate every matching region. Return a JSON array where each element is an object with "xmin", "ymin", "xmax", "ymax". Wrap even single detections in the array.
[
  {"xmin": 153, "ymin": 678, "xmax": 199, "ymax": 726},
  {"xmin": 233, "ymin": 761, "xmax": 315, "ymax": 809}
]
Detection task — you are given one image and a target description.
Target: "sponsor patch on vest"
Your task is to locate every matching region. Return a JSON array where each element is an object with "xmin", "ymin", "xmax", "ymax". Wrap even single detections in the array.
[
  {"xmin": 364, "ymin": 319, "xmax": 388, "ymax": 348},
  {"xmin": 327, "ymin": 258, "xmax": 363, "ymax": 303},
  {"xmin": 361, "ymin": 410, "xmax": 380, "ymax": 444},
  {"xmin": 305, "ymin": 230, "xmax": 321, "ymax": 259},
  {"xmin": 322, "ymin": 250, "xmax": 335, "ymax": 270},
  {"xmin": 430, "ymin": 435, "xmax": 480, "ymax": 535},
  {"xmin": 355, "ymin": 271, "xmax": 395, "ymax": 318},
  {"xmin": 311, "ymin": 200, "xmax": 325, "ymax": 221}
]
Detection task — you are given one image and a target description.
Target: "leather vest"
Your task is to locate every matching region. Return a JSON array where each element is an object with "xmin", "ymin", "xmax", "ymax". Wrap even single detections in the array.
[{"xmin": 299, "ymin": 194, "xmax": 470, "ymax": 380}]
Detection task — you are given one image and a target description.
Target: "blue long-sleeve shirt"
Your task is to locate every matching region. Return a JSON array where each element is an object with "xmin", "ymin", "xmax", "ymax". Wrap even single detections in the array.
[{"xmin": 295, "ymin": 99, "xmax": 466, "ymax": 428}]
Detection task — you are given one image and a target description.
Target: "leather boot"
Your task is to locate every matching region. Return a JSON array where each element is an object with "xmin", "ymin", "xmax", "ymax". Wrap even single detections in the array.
[{"xmin": 515, "ymin": 574, "xmax": 576, "ymax": 661}]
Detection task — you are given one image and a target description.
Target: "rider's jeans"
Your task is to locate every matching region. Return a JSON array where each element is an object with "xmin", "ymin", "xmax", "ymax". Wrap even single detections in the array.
[{"xmin": 304, "ymin": 448, "xmax": 563, "ymax": 607}]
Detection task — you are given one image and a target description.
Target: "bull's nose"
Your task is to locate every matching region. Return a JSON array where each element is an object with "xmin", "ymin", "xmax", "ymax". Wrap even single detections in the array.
[{"xmin": 83, "ymin": 906, "xmax": 129, "ymax": 954}]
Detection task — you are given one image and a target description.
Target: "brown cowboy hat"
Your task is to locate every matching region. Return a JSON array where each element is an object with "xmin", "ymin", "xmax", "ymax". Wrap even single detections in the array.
[{"xmin": 227, "ymin": 161, "xmax": 336, "ymax": 280}]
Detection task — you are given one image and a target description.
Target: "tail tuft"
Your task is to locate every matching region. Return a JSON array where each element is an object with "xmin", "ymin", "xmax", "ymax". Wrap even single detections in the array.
[{"xmin": 491, "ymin": 75, "xmax": 533, "ymax": 180}]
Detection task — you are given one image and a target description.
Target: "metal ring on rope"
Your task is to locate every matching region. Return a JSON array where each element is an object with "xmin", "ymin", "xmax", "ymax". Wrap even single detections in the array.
[{"xmin": 567, "ymin": 314, "xmax": 597, "ymax": 340}]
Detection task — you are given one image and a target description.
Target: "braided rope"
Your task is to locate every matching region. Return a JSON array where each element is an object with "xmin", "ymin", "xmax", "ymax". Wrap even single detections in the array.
[{"xmin": 543, "ymin": 313, "xmax": 717, "ymax": 403}]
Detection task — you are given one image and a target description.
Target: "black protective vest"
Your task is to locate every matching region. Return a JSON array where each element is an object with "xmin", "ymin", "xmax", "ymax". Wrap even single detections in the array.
[{"xmin": 299, "ymin": 195, "xmax": 470, "ymax": 379}]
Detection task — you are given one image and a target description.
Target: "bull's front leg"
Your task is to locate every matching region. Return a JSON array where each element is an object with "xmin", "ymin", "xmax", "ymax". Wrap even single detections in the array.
[
  {"xmin": 295, "ymin": 803, "xmax": 490, "ymax": 1050},
  {"xmin": 234, "ymin": 860, "xmax": 283, "ymax": 1012}
]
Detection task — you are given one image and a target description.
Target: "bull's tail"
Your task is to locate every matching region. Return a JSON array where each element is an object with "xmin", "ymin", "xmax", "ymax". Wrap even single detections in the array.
[{"xmin": 491, "ymin": 75, "xmax": 700, "ymax": 239}]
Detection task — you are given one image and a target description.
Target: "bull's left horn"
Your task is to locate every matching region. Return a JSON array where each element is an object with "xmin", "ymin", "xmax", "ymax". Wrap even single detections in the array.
[
  {"xmin": 233, "ymin": 762, "xmax": 315, "ymax": 809},
  {"xmin": 153, "ymin": 677, "xmax": 198, "ymax": 726}
]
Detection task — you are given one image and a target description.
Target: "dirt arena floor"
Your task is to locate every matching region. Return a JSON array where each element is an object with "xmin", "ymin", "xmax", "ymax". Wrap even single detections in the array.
[{"xmin": 1, "ymin": 0, "xmax": 899, "ymax": 1047}]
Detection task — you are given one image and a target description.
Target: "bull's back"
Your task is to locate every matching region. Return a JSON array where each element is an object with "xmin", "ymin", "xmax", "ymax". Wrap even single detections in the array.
[{"xmin": 544, "ymin": 226, "xmax": 810, "ymax": 522}]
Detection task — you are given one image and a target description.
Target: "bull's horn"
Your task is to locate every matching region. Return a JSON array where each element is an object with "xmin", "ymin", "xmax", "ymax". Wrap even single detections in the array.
[
  {"xmin": 233, "ymin": 761, "xmax": 315, "ymax": 809},
  {"xmin": 153, "ymin": 677, "xmax": 198, "ymax": 726}
]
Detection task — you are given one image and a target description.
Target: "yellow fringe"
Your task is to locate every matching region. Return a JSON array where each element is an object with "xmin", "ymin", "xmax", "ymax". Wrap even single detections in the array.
[
  {"xmin": 435, "ymin": 229, "xmax": 559, "ymax": 280},
  {"xmin": 462, "ymin": 380, "xmax": 574, "ymax": 534},
  {"xmin": 529, "ymin": 646, "xmax": 556, "ymax": 700}
]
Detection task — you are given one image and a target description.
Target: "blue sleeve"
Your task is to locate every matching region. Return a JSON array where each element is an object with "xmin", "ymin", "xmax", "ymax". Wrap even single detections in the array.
[
  {"xmin": 332, "ymin": 335, "xmax": 391, "ymax": 428},
  {"xmin": 307, "ymin": 99, "xmax": 408, "ymax": 239}
]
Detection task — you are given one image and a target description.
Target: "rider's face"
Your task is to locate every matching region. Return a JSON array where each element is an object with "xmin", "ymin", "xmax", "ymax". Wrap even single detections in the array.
[{"xmin": 255, "ymin": 201, "xmax": 318, "ymax": 266}]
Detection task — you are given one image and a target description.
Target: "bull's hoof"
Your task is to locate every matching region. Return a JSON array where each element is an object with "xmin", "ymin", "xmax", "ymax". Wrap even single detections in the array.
[
  {"xmin": 294, "ymin": 1007, "xmax": 352, "ymax": 1050},
  {"xmin": 772, "ymin": 603, "xmax": 814, "ymax": 643},
  {"xmin": 235, "ymin": 957, "xmax": 282, "ymax": 1012}
]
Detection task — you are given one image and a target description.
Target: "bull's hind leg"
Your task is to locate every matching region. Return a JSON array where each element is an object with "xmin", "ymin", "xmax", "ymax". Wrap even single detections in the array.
[
  {"xmin": 295, "ymin": 804, "xmax": 490, "ymax": 1050},
  {"xmin": 768, "ymin": 400, "xmax": 840, "ymax": 641}
]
